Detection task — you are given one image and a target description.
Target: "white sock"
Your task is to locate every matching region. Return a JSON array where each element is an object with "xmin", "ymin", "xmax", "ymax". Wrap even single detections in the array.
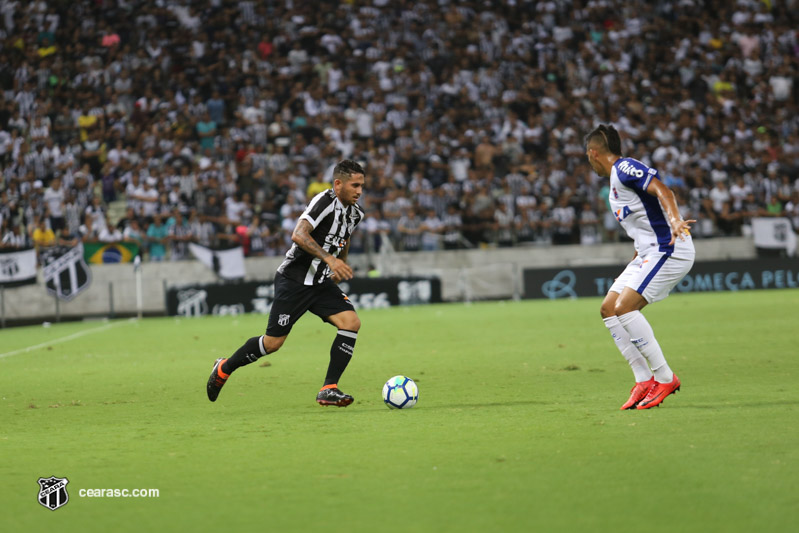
[
  {"xmin": 603, "ymin": 316, "xmax": 653, "ymax": 382},
  {"xmin": 617, "ymin": 310, "xmax": 673, "ymax": 383}
]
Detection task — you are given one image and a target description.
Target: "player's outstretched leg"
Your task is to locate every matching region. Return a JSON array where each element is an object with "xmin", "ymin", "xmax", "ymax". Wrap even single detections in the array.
[{"xmin": 206, "ymin": 336, "xmax": 269, "ymax": 402}]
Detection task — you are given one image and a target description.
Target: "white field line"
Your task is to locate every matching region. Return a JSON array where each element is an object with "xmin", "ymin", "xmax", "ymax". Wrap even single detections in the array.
[{"xmin": 0, "ymin": 319, "xmax": 133, "ymax": 359}]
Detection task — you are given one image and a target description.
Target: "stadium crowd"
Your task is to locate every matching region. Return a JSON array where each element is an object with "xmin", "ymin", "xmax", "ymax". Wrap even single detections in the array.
[{"xmin": 1, "ymin": 0, "xmax": 798, "ymax": 261}]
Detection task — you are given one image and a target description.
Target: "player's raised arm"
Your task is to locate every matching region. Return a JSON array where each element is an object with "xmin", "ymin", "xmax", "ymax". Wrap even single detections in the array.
[
  {"xmin": 645, "ymin": 179, "xmax": 696, "ymax": 244},
  {"xmin": 291, "ymin": 219, "xmax": 353, "ymax": 281}
]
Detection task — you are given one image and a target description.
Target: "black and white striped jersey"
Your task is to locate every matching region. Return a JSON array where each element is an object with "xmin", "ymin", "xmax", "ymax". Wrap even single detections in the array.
[{"xmin": 277, "ymin": 189, "xmax": 365, "ymax": 286}]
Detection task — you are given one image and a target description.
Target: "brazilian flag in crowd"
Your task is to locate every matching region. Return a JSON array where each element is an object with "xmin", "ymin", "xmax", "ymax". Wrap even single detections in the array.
[{"xmin": 83, "ymin": 242, "xmax": 140, "ymax": 264}]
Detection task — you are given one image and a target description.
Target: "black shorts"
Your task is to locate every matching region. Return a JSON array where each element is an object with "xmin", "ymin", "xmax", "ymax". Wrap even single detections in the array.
[{"xmin": 266, "ymin": 273, "xmax": 355, "ymax": 337}]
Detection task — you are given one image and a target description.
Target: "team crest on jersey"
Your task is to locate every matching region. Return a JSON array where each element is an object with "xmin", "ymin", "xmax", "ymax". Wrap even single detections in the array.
[{"xmin": 278, "ymin": 314, "xmax": 290, "ymax": 326}]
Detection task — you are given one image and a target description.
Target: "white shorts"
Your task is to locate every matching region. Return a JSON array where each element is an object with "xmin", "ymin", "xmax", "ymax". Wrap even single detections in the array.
[{"xmin": 609, "ymin": 251, "xmax": 695, "ymax": 304}]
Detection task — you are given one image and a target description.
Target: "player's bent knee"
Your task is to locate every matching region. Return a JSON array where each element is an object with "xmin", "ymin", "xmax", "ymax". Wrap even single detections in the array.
[
  {"xmin": 600, "ymin": 296, "xmax": 618, "ymax": 318},
  {"xmin": 329, "ymin": 311, "xmax": 360, "ymax": 332},
  {"xmin": 614, "ymin": 302, "xmax": 635, "ymax": 316},
  {"xmin": 338, "ymin": 317, "xmax": 360, "ymax": 332},
  {"xmin": 600, "ymin": 304, "xmax": 616, "ymax": 318}
]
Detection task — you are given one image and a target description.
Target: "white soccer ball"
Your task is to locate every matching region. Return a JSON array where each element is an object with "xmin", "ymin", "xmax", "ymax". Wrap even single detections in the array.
[{"xmin": 382, "ymin": 375, "xmax": 419, "ymax": 409}]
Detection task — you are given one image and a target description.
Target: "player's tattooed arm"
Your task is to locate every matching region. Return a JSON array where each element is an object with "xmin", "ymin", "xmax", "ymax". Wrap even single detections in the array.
[
  {"xmin": 292, "ymin": 219, "xmax": 330, "ymax": 259},
  {"xmin": 292, "ymin": 219, "xmax": 354, "ymax": 281}
]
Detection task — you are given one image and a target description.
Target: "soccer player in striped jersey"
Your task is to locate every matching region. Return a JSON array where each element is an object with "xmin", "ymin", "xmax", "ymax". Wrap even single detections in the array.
[
  {"xmin": 585, "ymin": 125, "xmax": 696, "ymax": 410},
  {"xmin": 207, "ymin": 160, "xmax": 365, "ymax": 407}
]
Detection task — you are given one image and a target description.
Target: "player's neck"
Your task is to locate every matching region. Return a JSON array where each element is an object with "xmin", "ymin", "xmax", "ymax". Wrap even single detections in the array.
[{"xmin": 603, "ymin": 154, "xmax": 620, "ymax": 176}]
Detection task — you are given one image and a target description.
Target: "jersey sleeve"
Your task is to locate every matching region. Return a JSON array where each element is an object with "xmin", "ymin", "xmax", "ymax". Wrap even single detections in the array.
[
  {"xmin": 299, "ymin": 191, "xmax": 335, "ymax": 229},
  {"xmin": 353, "ymin": 204, "xmax": 365, "ymax": 227},
  {"xmin": 616, "ymin": 159, "xmax": 659, "ymax": 192}
]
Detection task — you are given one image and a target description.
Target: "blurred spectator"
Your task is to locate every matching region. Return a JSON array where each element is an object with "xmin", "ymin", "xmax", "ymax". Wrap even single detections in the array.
[
  {"xmin": 552, "ymin": 195, "xmax": 577, "ymax": 245},
  {"xmin": 123, "ymin": 218, "xmax": 145, "ymax": 251},
  {"xmin": 31, "ymin": 218, "xmax": 55, "ymax": 250},
  {"xmin": 167, "ymin": 210, "xmax": 192, "ymax": 261},
  {"xmin": 0, "ymin": 0, "xmax": 794, "ymax": 264},
  {"xmin": 420, "ymin": 208, "xmax": 443, "ymax": 252},
  {"xmin": 579, "ymin": 201, "xmax": 601, "ymax": 246},
  {"xmin": 146, "ymin": 214, "xmax": 168, "ymax": 262},
  {"xmin": 441, "ymin": 204, "xmax": 465, "ymax": 250},
  {"xmin": 2, "ymin": 223, "xmax": 30, "ymax": 249},
  {"xmin": 398, "ymin": 207, "xmax": 423, "ymax": 252}
]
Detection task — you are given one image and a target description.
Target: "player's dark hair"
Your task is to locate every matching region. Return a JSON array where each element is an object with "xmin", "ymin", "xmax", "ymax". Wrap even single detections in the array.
[
  {"xmin": 584, "ymin": 124, "xmax": 622, "ymax": 156},
  {"xmin": 333, "ymin": 159, "xmax": 365, "ymax": 181}
]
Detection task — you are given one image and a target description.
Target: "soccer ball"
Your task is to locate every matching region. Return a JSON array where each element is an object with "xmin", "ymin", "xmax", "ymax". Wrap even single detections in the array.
[{"xmin": 382, "ymin": 375, "xmax": 419, "ymax": 409}]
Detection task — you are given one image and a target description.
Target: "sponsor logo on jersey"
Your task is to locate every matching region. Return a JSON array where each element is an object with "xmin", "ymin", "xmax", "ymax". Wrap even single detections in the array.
[
  {"xmin": 617, "ymin": 160, "xmax": 644, "ymax": 178},
  {"xmin": 615, "ymin": 206, "xmax": 632, "ymax": 222},
  {"xmin": 324, "ymin": 234, "xmax": 347, "ymax": 248}
]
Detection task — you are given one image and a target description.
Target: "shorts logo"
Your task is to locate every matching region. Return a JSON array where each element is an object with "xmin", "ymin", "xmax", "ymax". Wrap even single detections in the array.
[
  {"xmin": 38, "ymin": 476, "xmax": 70, "ymax": 511},
  {"xmin": 278, "ymin": 314, "xmax": 290, "ymax": 326}
]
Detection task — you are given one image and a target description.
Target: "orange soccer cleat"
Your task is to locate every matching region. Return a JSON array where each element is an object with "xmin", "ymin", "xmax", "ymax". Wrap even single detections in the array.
[
  {"xmin": 636, "ymin": 374, "xmax": 681, "ymax": 409},
  {"xmin": 620, "ymin": 377, "xmax": 656, "ymax": 410},
  {"xmin": 206, "ymin": 358, "xmax": 229, "ymax": 402}
]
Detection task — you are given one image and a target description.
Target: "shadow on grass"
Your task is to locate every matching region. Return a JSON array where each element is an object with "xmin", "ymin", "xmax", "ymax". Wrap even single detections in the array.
[
  {"xmin": 324, "ymin": 399, "xmax": 557, "ymax": 413},
  {"xmin": 677, "ymin": 401, "xmax": 799, "ymax": 409},
  {"xmin": 418, "ymin": 399, "xmax": 554, "ymax": 410}
]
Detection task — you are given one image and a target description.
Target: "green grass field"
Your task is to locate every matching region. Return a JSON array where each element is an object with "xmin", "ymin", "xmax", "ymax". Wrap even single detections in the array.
[{"xmin": 1, "ymin": 290, "xmax": 798, "ymax": 532}]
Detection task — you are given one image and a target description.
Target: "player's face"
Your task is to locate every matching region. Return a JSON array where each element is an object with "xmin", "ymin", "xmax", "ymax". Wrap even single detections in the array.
[{"xmin": 335, "ymin": 173, "xmax": 364, "ymax": 206}]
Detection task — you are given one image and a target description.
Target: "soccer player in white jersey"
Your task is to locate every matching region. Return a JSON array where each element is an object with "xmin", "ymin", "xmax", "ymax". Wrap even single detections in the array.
[
  {"xmin": 585, "ymin": 125, "xmax": 696, "ymax": 410},
  {"xmin": 206, "ymin": 160, "xmax": 365, "ymax": 407}
]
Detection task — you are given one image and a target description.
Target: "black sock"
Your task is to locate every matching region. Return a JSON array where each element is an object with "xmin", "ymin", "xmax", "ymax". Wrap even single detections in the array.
[
  {"xmin": 324, "ymin": 330, "xmax": 357, "ymax": 386},
  {"xmin": 222, "ymin": 336, "xmax": 266, "ymax": 374}
]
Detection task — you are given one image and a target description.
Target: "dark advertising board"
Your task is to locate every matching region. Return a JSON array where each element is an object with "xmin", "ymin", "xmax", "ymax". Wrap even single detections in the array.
[
  {"xmin": 523, "ymin": 258, "xmax": 799, "ymax": 300},
  {"xmin": 166, "ymin": 277, "xmax": 442, "ymax": 317}
]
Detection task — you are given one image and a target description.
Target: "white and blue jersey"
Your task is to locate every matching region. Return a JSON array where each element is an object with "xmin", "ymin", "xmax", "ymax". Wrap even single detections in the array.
[
  {"xmin": 609, "ymin": 158, "xmax": 693, "ymax": 258},
  {"xmin": 607, "ymin": 157, "xmax": 694, "ymax": 303}
]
